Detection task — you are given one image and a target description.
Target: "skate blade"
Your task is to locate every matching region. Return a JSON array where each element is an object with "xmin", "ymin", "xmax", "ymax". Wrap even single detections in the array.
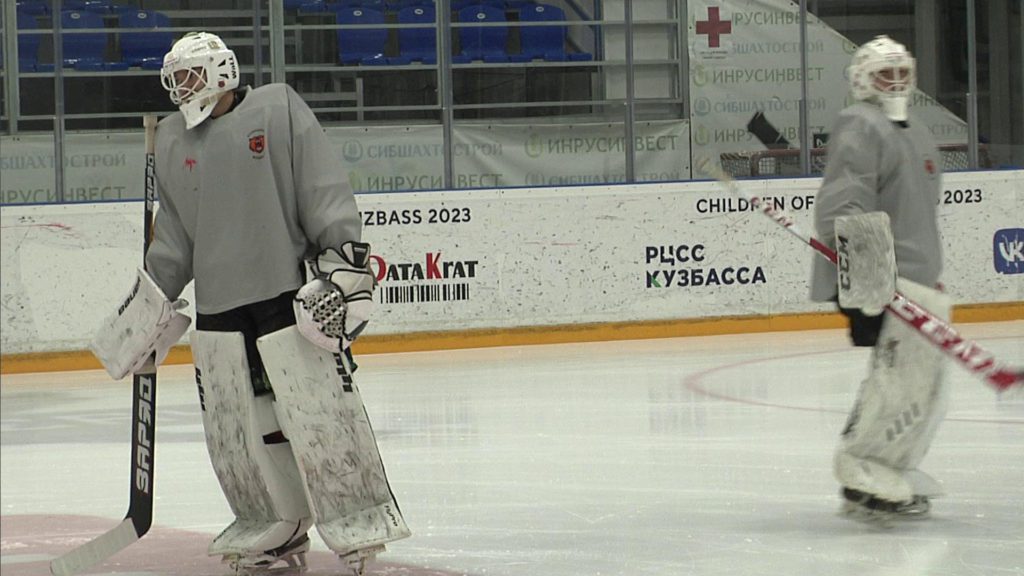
[
  {"xmin": 839, "ymin": 502, "xmax": 930, "ymax": 527},
  {"xmin": 340, "ymin": 544, "xmax": 386, "ymax": 576},
  {"xmin": 223, "ymin": 552, "xmax": 309, "ymax": 576},
  {"xmin": 839, "ymin": 504, "xmax": 896, "ymax": 528}
]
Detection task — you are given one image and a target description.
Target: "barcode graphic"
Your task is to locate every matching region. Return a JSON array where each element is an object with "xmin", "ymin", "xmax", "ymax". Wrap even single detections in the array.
[{"xmin": 380, "ymin": 283, "xmax": 471, "ymax": 304}]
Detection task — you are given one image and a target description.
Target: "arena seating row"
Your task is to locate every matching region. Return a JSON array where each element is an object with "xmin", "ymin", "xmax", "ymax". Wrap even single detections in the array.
[
  {"xmin": 288, "ymin": 0, "xmax": 536, "ymax": 12},
  {"xmin": 9, "ymin": 2, "xmax": 590, "ymax": 71},
  {"xmin": 8, "ymin": 9, "xmax": 171, "ymax": 72},
  {"xmin": 16, "ymin": 0, "xmax": 128, "ymax": 15},
  {"xmin": 331, "ymin": 3, "xmax": 592, "ymax": 65},
  {"xmin": 17, "ymin": 0, "xmax": 560, "ymax": 18}
]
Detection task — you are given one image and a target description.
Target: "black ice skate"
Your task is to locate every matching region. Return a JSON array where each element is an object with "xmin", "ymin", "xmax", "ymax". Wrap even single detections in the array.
[
  {"xmin": 223, "ymin": 534, "xmax": 310, "ymax": 575},
  {"xmin": 339, "ymin": 544, "xmax": 386, "ymax": 576},
  {"xmin": 840, "ymin": 487, "xmax": 931, "ymax": 525}
]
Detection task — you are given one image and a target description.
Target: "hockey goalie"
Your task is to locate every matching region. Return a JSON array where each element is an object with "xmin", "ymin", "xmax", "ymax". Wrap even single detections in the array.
[
  {"xmin": 810, "ymin": 35, "xmax": 951, "ymax": 523},
  {"xmin": 92, "ymin": 32, "xmax": 409, "ymax": 573}
]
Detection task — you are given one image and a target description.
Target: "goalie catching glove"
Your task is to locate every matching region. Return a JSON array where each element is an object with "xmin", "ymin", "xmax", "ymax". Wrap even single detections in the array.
[
  {"xmin": 294, "ymin": 241, "xmax": 376, "ymax": 354},
  {"xmin": 90, "ymin": 268, "xmax": 192, "ymax": 380}
]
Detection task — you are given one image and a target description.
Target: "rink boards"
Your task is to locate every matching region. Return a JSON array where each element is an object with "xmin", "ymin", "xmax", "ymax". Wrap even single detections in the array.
[{"xmin": 1, "ymin": 171, "xmax": 1021, "ymax": 360}]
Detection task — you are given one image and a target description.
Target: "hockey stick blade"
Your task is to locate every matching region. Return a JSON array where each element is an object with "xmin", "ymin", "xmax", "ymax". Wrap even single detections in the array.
[
  {"xmin": 49, "ymin": 519, "xmax": 139, "ymax": 576},
  {"xmin": 695, "ymin": 157, "xmax": 1022, "ymax": 392},
  {"xmin": 50, "ymin": 365, "xmax": 156, "ymax": 576}
]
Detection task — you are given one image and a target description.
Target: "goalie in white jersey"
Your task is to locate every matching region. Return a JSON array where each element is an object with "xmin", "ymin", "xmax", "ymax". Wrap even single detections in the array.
[
  {"xmin": 92, "ymin": 32, "xmax": 410, "ymax": 573},
  {"xmin": 811, "ymin": 35, "xmax": 950, "ymax": 522}
]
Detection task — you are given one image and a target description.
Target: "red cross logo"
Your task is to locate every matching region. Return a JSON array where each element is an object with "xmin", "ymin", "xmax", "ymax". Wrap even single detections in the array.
[{"xmin": 696, "ymin": 7, "xmax": 732, "ymax": 48}]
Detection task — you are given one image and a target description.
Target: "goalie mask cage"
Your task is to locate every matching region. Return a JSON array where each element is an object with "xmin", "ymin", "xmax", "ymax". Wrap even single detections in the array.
[{"xmin": 719, "ymin": 144, "xmax": 990, "ymax": 178}]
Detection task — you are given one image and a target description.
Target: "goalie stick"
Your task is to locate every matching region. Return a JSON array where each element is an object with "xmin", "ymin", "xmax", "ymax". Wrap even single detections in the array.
[
  {"xmin": 51, "ymin": 115, "xmax": 160, "ymax": 576},
  {"xmin": 695, "ymin": 157, "xmax": 1022, "ymax": 393}
]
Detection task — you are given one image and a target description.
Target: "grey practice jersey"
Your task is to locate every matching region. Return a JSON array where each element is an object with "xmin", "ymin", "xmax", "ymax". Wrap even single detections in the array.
[
  {"xmin": 146, "ymin": 83, "xmax": 361, "ymax": 314},
  {"xmin": 810, "ymin": 102, "xmax": 943, "ymax": 302}
]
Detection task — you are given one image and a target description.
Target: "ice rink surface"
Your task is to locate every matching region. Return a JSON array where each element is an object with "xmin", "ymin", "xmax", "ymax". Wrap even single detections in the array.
[{"xmin": 2, "ymin": 321, "xmax": 1022, "ymax": 576}]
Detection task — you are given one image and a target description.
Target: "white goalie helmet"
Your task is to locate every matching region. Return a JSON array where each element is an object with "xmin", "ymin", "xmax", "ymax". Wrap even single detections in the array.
[
  {"xmin": 160, "ymin": 32, "xmax": 240, "ymax": 129},
  {"xmin": 847, "ymin": 35, "xmax": 916, "ymax": 121}
]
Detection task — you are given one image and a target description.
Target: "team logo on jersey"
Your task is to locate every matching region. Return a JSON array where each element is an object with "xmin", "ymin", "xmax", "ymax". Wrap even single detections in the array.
[
  {"xmin": 184, "ymin": 157, "xmax": 197, "ymax": 171},
  {"xmin": 248, "ymin": 129, "xmax": 266, "ymax": 159},
  {"xmin": 924, "ymin": 158, "xmax": 937, "ymax": 175}
]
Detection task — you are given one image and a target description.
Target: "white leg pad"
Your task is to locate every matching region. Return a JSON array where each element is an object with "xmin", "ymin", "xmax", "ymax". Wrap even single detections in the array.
[
  {"xmin": 190, "ymin": 330, "xmax": 312, "ymax": 557},
  {"xmin": 835, "ymin": 279, "xmax": 952, "ymax": 499},
  {"xmin": 257, "ymin": 326, "xmax": 412, "ymax": 555},
  {"xmin": 834, "ymin": 451, "xmax": 914, "ymax": 502}
]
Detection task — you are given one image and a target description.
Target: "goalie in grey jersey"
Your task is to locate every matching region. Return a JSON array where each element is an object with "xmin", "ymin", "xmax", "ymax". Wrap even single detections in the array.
[
  {"xmin": 810, "ymin": 35, "xmax": 950, "ymax": 522},
  {"xmin": 94, "ymin": 32, "xmax": 410, "ymax": 574}
]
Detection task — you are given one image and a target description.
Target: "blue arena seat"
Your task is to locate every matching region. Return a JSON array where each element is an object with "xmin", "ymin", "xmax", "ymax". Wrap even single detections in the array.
[
  {"xmin": 298, "ymin": 0, "xmax": 329, "ymax": 13},
  {"xmin": 393, "ymin": 5, "xmax": 437, "ymax": 64},
  {"xmin": 387, "ymin": 0, "xmax": 433, "ymax": 11},
  {"xmin": 519, "ymin": 3, "xmax": 592, "ymax": 61},
  {"xmin": 335, "ymin": 0, "xmax": 386, "ymax": 9},
  {"xmin": 335, "ymin": 6, "xmax": 389, "ymax": 65},
  {"xmin": 15, "ymin": 12, "xmax": 43, "ymax": 71},
  {"xmin": 301, "ymin": 0, "xmax": 390, "ymax": 13},
  {"xmin": 454, "ymin": 4, "xmax": 526, "ymax": 63},
  {"xmin": 66, "ymin": 0, "xmax": 120, "ymax": 14},
  {"xmin": 451, "ymin": 0, "xmax": 504, "ymax": 11},
  {"xmin": 62, "ymin": 10, "xmax": 130, "ymax": 71},
  {"xmin": 16, "ymin": 1, "xmax": 50, "ymax": 16},
  {"xmin": 119, "ymin": 10, "xmax": 173, "ymax": 69}
]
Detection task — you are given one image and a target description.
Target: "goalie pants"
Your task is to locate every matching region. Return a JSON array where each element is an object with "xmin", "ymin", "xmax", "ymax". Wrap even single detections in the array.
[
  {"xmin": 837, "ymin": 302, "xmax": 885, "ymax": 348},
  {"xmin": 833, "ymin": 279, "xmax": 951, "ymax": 503},
  {"xmin": 195, "ymin": 289, "xmax": 298, "ymax": 395}
]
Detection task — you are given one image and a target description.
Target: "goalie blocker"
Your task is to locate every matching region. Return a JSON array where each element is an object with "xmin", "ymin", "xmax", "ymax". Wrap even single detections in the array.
[
  {"xmin": 90, "ymin": 268, "xmax": 191, "ymax": 380},
  {"xmin": 834, "ymin": 212, "xmax": 897, "ymax": 316}
]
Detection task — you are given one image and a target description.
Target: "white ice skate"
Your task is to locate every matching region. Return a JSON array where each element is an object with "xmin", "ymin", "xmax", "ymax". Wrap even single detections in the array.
[
  {"xmin": 839, "ymin": 487, "xmax": 931, "ymax": 526},
  {"xmin": 222, "ymin": 534, "xmax": 311, "ymax": 575},
  {"xmin": 339, "ymin": 544, "xmax": 386, "ymax": 576}
]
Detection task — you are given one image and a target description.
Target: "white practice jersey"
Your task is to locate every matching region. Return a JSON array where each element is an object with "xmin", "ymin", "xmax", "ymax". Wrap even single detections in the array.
[
  {"xmin": 810, "ymin": 102, "xmax": 943, "ymax": 302},
  {"xmin": 146, "ymin": 84, "xmax": 361, "ymax": 314}
]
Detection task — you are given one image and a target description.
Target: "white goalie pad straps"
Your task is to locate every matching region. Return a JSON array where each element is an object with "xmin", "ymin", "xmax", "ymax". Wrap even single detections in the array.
[
  {"xmin": 90, "ymin": 267, "xmax": 191, "ymax": 380},
  {"xmin": 190, "ymin": 330, "xmax": 312, "ymax": 557},
  {"xmin": 835, "ymin": 278, "xmax": 952, "ymax": 501},
  {"xmin": 835, "ymin": 212, "xmax": 897, "ymax": 315},
  {"xmin": 257, "ymin": 326, "xmax": 411, "ymax": 555}
]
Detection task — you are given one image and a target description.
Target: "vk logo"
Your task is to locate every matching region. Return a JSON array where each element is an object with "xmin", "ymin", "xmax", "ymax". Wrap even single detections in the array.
[{"xmin": 993, "ymin": 228, "xmax": 1024, "ymax": 274}]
